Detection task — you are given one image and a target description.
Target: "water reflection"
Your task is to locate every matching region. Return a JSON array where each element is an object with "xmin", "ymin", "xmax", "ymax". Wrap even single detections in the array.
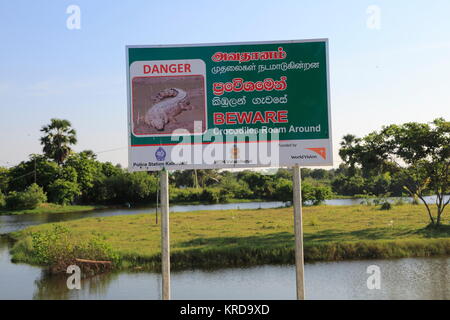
[
  {"xmin": 32, "ymin": 271, "xmax": 121, "ymax": 300},
  {"xmin": 24, "ymin": 256, "xmax": 450, "ymax": 300},
  {"xmin": 1, "ymin": 197, "xmax": 449, "ymax": 300}
]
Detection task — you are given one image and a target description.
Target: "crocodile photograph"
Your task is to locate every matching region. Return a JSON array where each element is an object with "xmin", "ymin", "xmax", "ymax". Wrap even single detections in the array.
[
  {"xmin": 145, "ymin": 87, "xmax": 192, "ymax": 131},
  {"xmin": 132, "ymin": 75, "xmax": 206, "ymax": 135}
]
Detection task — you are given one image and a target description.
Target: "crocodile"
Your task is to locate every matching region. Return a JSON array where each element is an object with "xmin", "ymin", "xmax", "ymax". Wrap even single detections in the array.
[{"xmin": 145, "ymin": 88, "xmax": 192, "ymax": 131}]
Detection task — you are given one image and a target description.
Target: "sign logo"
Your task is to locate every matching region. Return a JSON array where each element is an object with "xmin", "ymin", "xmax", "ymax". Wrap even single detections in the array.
[
  {"xmin": 155, "ymin": 147, "xmax": 166, "ymax": 161},
  {"xmin": 230, "ymin": 144, "xmax": 240, "ymax": 160},
  {"xmin": 307, "ymin": 147, "xmax": 326, "ymax": 160}
]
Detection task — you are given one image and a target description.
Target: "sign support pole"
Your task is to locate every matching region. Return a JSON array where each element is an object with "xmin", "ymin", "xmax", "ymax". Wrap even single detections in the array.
[
  {"xmin": 293, "ymin": 164, "xmax": 305, "ymax": 300},
  {"xmin": 160, "ymin": 168, "xmax": 170, "ymax": 300}
]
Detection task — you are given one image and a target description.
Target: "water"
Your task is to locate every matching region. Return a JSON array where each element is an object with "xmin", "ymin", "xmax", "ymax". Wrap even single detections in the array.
[
  {"xmin": 0, "ymin": 198, "xmax": 448, "ymax": 300},
  {"xmin": 323, "ymin": 195, "xmax": 449, "ymax": 206},
  {"xmin": 0, "ymin": 236, "xmax": 448, "ymax": 300}
]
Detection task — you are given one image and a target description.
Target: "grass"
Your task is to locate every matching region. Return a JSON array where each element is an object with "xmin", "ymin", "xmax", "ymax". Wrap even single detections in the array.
[
  {"xmin": 9, "ymin": 204, "xmax": 450, "ymax": 271},
  {"xmin": 0, "ymin": 203, "xmax": 108, "ymax": 215}
]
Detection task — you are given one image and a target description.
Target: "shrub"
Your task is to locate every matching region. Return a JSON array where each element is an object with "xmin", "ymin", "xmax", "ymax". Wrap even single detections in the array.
[
  {"xmin": 273, "ymin": 178, "xmax": 292, "ymax": 202},
  {"xmin": 0, "ymin": 191, "xmax": 5, "ymax": 208},
  {"xmin": 302, "ymin": 183, "xmax": 332, "ymax": 205},
  {"xmin": 128, "ymin": 172, "xmax": 158, "ymax": 202},
  {"xmin": 200, "ymin": 187, "xmax": 232, "ymax": 203},
  {"xmin": 368, "ymin": 173, "xmax": 392, "ymax": 196},
  {"xmin": 218, "ymin": 176, "xmax": 253, "ymax": 199},
  {"xmin": 380, "ymin": 201, "xmax": 392, "ymax": 210},
  {"xmin": 5, "ymin": 183, "xmax": 47, "ymax": 210},
  {"xmin": 311, "ymin": 185, "xmax": 332, "ymax": 205},
  {"xmin": 48, "ymin": 179, "xmax": 81, "ymax": 205},
  {"xmin": 170, "ymin": 188, "xmax": 202, "ymax": 202},
  {"xmin": 103, "ymin": 171, "xmax": 158, "ymax": 204},
  {"xmin": 30, "ymin": 224, "xmax": 119, "ymax": 273},
  {"xmin": 331, "ymin": 175, "xmax": 367, "ymax": 196}
]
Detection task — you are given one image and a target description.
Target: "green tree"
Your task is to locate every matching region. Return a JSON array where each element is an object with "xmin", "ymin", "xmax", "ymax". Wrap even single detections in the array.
[
  {"xmin": 197, "ymin": 169, "xmax": 221, "ymax": 188},
  {"xmin": 79, "ymin": 149, "xmax": 97, "ymax": 160},
  {"xmin": 128, "ymin": 172, "xmax": 158, "ymax": 202},
  {"xmin": 0, "ymin": 167, "xmax": 9, "ymax": 193},
  {"xmin": 171, "ymin": 170, "xmax": 195, "ymax": 188},
  {"xmin": 64, "ymin": 152, "xmax": 100, "ymax": 201},
  {"xmin": 0, "ymin": 190, "xmax": 5, "ymax": 208},
  {"xmin": 274, "ymin": 168, "xmax": 292, "ymax": 180},
  {"xmin": 310, "ymin": 169, "xmax": 329, "ymax": 180},
  {"xmin": 100, "ymin": 162, "xmax": 123, "ymax": 177},
  {"xmin": 236, "ymin": 170, "xmax": 273, "ymax": 199},
  {"xmin": 48, "ymin": 179, "xmax": 81, "ymax": 205},
  {"xmin": 331, "ymin": 175, "xmax": 367, "ymax": 196},
  {"xmin": 219, "ymin": 175, "xmax": 252, "ymax": 199},
  {"xmin": 340, "ymin": 118, "xmax": 449, "ymax": 227},
  {"xmin": 104, "ymin": 171, "xmax": 158, "ymax": 204},
  {"xmin": 87, "ymin": 163, "xmax": 124, "ymax": 203},
  {"xmin": 8, "ymin": 155, "xmax": 61, "ymax": 193},
  {"xmin": 368, "ymin": 172, "xmax": 392, "ymax": 195},
  {"xmin": 302, "ymin": 182, "xmax": 332, "ymax": 205},
  {"xmin": 40, "ymin": 119, "xmax": 77, "ymax": 165},
  {"xmin": 273, "ymin": 178, "xmax": 293, "ymax": 202},
  {"xmin": 339, "ymin": 134, "xmax": 362, "ymax": 176},
  {"xmin": 171, "ymin": 169, "xmax": 221, "ymax": 188}
]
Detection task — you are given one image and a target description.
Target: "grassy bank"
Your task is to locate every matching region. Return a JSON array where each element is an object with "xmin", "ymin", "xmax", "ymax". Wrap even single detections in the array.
[
  {"xmin": 0, "ymin": 203, "xmax": 108, "ymax": 215},
  {"xmin": 9, "ymin": 204, "xmax": 450, "ymax": 271}
]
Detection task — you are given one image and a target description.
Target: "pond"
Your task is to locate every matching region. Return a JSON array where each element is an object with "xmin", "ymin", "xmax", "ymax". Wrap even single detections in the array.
[
  {"xmin": 323, "ymin": 195, "xmax": 449, "ymax": 206},
  {"xmin": 0, "ymin": 198, "xmax": 448, "ymax": 299},
  {"xmin": 0, "ymin": 237, "xmax": 448, "ymax": 299}
]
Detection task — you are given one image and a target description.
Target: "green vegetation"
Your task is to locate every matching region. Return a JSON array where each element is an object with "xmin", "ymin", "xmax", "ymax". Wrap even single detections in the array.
[
  {"xmin": 0, "ymin": 190, "xmax": 5, "ymax": 208},
  {"xmin": 9, "ymin": 204, "xmax": 450, "ymax": 272},
  {"xmin": 0, "ymin": 119, "xmax": 331, "ymax": 212},
  {"xmin": 40, "ymin": 118, "xmax": 77, "ymax": 165},
  {"xmin": 22, "ymin": 225, "xmax": 118, "ymax": 273},
  {"xmin": 340, "ymin": 118, "xmax": 449, "ymax": 226},
  {"xmin": 0, "ymin": 116, "xmax": 447, "ymax": 240},
  {"xmin": 4, "ymin": 183, "xmax": 46, "ymax": 210},
  {"xmin": 0, "ymin": 150, "xmax": 331, "ymax": 213}
]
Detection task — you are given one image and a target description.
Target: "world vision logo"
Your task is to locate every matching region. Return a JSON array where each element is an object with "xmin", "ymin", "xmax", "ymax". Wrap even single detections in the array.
[{"xmin": 306, "ymin": 148, "xmax": 326, "ymax": 160}]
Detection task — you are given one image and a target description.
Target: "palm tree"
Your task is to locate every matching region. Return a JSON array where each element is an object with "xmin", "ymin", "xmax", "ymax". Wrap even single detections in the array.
[
  {"xmin": 196, "ymin": 169, "xmax": 221, "ymax": 188},
  {"xmin": 40, "ymin": 119, "xmax": 77, "ymax": 165},
  {"xmin": 339, "ymin": 134, "xmax": 361, "ymax": 175}
]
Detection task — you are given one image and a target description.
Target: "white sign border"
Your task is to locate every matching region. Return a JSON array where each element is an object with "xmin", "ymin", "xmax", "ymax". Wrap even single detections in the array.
[{"xmin": 126, "ymin": 38, "xmax": 332, "ymax": 171}]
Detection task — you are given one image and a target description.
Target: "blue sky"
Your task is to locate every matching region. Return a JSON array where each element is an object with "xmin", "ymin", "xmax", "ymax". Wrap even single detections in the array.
[{"xmin": 0, "ymin": 0, "xmax": 449, "ymax": 168}]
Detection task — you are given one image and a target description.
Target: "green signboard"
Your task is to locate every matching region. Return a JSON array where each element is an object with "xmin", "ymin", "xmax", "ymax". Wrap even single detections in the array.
[{"xmin": 126, "ymin": 39, "xmax": 332, "ymax": 171}]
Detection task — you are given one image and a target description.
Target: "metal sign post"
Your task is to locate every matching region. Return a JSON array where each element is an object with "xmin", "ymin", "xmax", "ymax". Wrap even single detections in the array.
[
  {"xmin": 160, "ymin": 168, "xmax": 170, "ymax": 300},
  {"xmin": 293, "ymin": 164, "xmax": 305, "ymax": 300},
  {"xmin": 125, "ymin": 39, "xmax": 333, "ymax": 301}
]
